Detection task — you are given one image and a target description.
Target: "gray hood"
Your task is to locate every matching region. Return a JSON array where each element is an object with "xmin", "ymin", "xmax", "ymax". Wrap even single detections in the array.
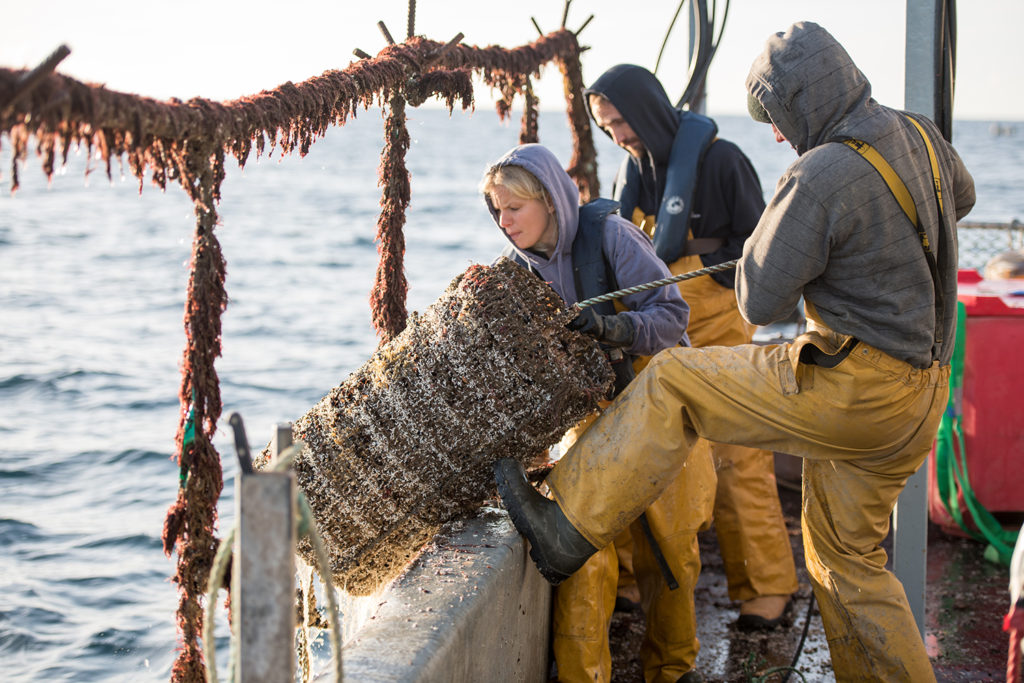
[
  {"xmin": 485, "ymin": 144, "xmax": 692, "ymax": 355},
  {"xmin": 739, "ymin": 21, "xmax": 976, "ymax": 368},
  {"xmin": 746, "ymin": 21, "xmax": 873, "ymax": 156}
]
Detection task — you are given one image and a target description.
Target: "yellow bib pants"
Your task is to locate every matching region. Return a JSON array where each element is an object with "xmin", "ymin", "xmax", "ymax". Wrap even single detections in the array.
[
  {"xmin": 670, "ymin": 252, "xmax": 799, "ymax": 605},
  {"xmin": 547, "ymin": 327, "xmax": 946, "ymax": 683},
  {"xmin": 551, "ymin": 410, "xmax": 716, "ymax": 683}
]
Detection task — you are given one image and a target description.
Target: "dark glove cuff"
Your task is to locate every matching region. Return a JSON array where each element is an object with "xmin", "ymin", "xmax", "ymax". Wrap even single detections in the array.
[{"xmin": 600, "ymin": 313, "xmax": 636, "ymax": 348}]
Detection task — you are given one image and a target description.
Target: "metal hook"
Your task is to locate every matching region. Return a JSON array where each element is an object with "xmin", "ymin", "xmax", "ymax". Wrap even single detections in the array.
[{"xmin": 228, "ymin": 412, "xmax": 254, "ymax": 475}]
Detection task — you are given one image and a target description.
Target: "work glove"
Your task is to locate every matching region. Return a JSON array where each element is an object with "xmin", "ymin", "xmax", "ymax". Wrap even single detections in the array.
[{"xmin": 568, "ymin": 308, "xmax": 636, "ymax": 348}]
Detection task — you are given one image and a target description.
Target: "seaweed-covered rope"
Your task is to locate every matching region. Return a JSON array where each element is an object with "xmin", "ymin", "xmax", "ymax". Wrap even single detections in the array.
[
  {"xmin": 162, "ymin": 154, "xmax": 228, "ymax": 682},
  {"xmin": 519, "ymin": 77, "xmax": 539, "ymax": 144},
  {"xmin": 556, "ymin": 28, "xmax": 599, "ymax": 202},
  {"xmin": 372, "ymin": 90, "xmax": 412, "ymax": 344},
  {"xmin": 575, "ymin": 259, "xmax": 738, "ymax": 309},
  {"xmin": 0, "ymin": 16, "xmax": 599, "ymax": 678},
  {"xmin": 0, "ymin": 31, "xmax": 585, "ymax": 194}
]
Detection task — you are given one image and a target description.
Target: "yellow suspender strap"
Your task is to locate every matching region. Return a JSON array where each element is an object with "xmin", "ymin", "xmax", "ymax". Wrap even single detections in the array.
[
  {"xmin": 836, "ymin": 116, "xmax": 948, "ymax": 352},
  {"xmin": 905, "ymin": 116, "xmax": 944, "ymax": 214},
  {"xmin": 839, "ymin": 137, "xmax": 922, "ymax": 239},
  {"xmin": 838, "ymin": 117, "xmax": 945, "ymax": 251}
]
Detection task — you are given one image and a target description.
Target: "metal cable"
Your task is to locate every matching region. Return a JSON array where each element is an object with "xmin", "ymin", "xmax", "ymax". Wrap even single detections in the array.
[
  {"xmin": 575, "ymin": 259, "xmax": 737, "ymax": 309},
  {"xmin": 654, "ymin": 0, "xmax": 687, "ymax": 76},
  {"xmin": 652, "ymin": 0, "xmax": 731, "ymax": 110}
]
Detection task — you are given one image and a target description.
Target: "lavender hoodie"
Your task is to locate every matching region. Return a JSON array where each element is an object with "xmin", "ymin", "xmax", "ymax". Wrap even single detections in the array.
[{"xmin": 485, "ymin": 144, "xmax": 690, "ymax": 355}]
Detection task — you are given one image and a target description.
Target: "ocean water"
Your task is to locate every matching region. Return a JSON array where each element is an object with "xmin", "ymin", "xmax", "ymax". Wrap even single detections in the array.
[{"xmin": 2, "ymin": 108, "xmax": 1022, "ymax": 681}]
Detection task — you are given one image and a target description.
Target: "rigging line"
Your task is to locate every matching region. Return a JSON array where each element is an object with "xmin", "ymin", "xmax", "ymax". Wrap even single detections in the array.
[
  {"xmin": 710, "ymin": 0, "xmax": 731, "ymax": 57},
  {"xmin": 575, "ymin": 259, "xmax": 737, "ymax": 309},
  {"xmin": 677, "ymin": 0, "xmax": 713, "ymax": 109},
  {"xmin": 654, "ymin": 0, "xmax": 688, "ymax": 76}
]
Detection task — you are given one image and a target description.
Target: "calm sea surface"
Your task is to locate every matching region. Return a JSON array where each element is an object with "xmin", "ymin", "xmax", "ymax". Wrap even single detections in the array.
[{"xmin": 1, "ymin": 108, "xmax": 1021, "ymax": 680}]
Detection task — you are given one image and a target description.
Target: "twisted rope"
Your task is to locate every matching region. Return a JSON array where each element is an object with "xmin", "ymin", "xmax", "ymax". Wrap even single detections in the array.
[
  {"xmin": 575, "ymin": 259, "xmax": 738, "ymax": 309},
  {"xmin": 2, "ymin": 21, "xmax": 597, "ymax": 677}
]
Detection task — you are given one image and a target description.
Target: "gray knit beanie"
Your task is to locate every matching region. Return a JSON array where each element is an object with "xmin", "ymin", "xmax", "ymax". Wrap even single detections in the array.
[{"xmin": 747, "ymin": 92, "xmax": 772, "ymax": 123}]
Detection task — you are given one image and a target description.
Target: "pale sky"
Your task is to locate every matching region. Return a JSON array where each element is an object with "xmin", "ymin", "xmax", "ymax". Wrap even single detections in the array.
[{"xmin": 2, "ymin": 0, "xmax": 1020, "ymax": 121}]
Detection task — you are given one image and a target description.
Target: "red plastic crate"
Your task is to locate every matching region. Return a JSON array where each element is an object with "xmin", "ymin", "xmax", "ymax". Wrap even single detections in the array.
[{"xmin": 928, "ymin": 269, "xmax": 1024, "ymax": 531}]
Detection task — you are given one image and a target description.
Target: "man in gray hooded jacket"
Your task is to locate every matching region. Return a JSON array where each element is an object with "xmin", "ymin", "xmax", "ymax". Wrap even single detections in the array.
[{"xmin": 494, "ymin": 22, "xmax": 975, "ymax": 682}]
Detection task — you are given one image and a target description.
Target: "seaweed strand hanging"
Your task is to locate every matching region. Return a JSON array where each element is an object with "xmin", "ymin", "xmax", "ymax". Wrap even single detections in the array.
[{"xmin": 0, "ymin": 12, "xmax": 600, "ymax": 682}]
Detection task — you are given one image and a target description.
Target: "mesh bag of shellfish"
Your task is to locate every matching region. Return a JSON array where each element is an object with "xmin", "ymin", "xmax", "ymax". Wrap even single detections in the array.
[{"xmin": 258, "ymin": 257, "xmax": 613, "ymax": 595}]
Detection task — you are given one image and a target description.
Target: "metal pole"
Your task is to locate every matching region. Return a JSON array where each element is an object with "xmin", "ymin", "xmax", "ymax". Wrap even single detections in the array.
[
  {"xmin": 897, "ymin": 0, "xmax": 942, "ymax": 639},
  {"xmin": 234, "ymin": 420, "xmax": 297, "ymax": 682}
]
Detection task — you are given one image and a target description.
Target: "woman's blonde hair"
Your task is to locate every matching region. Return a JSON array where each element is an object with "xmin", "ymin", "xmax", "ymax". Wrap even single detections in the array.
[{"xmin": 480, "ymin": 164, "xmax": 550, "ymax": 206}]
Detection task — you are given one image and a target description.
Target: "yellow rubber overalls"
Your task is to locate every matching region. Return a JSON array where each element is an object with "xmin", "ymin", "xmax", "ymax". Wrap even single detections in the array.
[
  {"xmin": 551, "ymin": 405, "xmax": 715, "ymax": 683},
  {"xmin": 550, "ymin": 209, "xmax": 727, "ymax": 683},
  {"xmin": 646, "ymin": 208, "xmax": 799, "ymax": 607},
  {"xmin": 547, "ymin": 308, "xmax": 948, "ymax": 682}
]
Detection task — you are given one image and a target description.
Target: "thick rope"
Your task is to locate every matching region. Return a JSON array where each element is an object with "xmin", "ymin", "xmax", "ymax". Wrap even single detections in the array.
[
  {"xmin": 371, "ymin": 91, "xmax": 411, "ymax": 344},
  {"xmin": 166, "ymin": 162, "xmax": 228, "ymax": 681},
  {"xmin": 0, "ymin": 31, "xmax": 584, "ymax": 194},
  {"xmin": 555, "ymin": 29, "xmax": 599, "ymax": 203},
  {"xmin": 203, "ymin": 525, "xmax": 235, "ymax": 683},
  {"xmin": 575, "ymin": 259, "xmax": 738, "ymax": 309},
  {"xmin": 519, "ymin": 78, "xmax": 539, "ymax": 144},
  {"xmin": 1, "ymin": 23, "xmax": 593, "ymax": 677}
]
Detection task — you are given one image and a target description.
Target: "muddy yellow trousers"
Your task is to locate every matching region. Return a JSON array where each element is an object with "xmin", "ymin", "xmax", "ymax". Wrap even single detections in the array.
[
  {"xmin": 672, "ymin": 255, "xmax": 799, "ymax": 602},
  {"xmin": 546, "ymin": 332, "xmax": 948, "ymax": 683},
  {"xmin": 551, "ymin": 411, "xmax": 716, "ymax": 683}
]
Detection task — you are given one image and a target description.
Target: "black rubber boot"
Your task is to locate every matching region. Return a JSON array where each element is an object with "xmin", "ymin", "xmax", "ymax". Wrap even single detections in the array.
[{"xmin": 493, "ymin": 458, "xmax": 598, "ymax": 585}]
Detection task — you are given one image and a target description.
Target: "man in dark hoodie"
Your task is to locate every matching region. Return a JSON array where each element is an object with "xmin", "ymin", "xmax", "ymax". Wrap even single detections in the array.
[
  {"xmin": 584, "ymin": 63, "xmax": 800, "ymax": 632},
  {"xmin": 495, "ymin": 22, "xmax": 975, "ymax": 681}
]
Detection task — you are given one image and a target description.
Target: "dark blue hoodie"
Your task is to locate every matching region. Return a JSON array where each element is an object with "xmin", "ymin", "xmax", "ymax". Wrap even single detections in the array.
[{"xmin": 585, "ymin": 64, "xmax": 766, "ymax": 288}]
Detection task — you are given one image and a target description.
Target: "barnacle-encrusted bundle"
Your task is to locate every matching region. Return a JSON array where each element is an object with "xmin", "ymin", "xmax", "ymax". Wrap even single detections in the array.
[{"xmin": 270, "ymin": 257, "xmax": 613, "ymax": 595}]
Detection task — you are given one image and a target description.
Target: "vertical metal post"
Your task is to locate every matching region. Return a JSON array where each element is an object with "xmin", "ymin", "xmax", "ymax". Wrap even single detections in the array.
[
  {"xmin": 233, "ymin": 425, "xmax": 297, "ymax": 682},
  {"xmin": 897, "ymin": 0, "xmax": 941, "ymax": 639},
  {"xmin": 271, "ymin": 423, "xmax": 294, "ymax": 465}
]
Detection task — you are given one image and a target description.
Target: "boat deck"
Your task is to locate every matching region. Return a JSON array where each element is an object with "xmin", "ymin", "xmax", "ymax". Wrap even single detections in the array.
[{"xmin": 606, "ymin": 469, "xmax": 1013, "ymax": 682}]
